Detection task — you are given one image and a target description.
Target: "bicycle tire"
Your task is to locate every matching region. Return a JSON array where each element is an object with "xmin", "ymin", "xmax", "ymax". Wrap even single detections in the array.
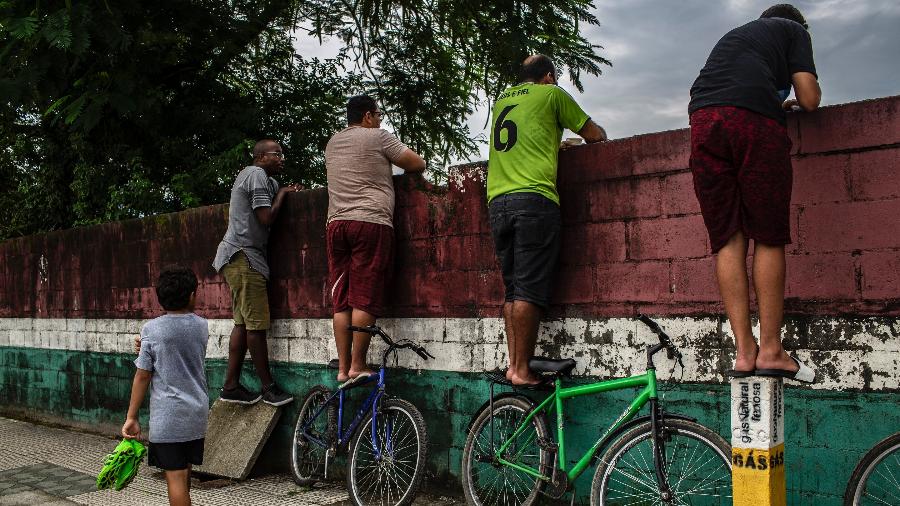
[
  {"xmin": 461, "ymin": 395, "xmax": 550, "ymax": 506},
  {"xmin": 346, "ymin": 397, "xmax": 428, "ymax": 506},
  {"xmin": 290, "ymin": 385, "xmax": 336, "ymax": 486},
  {"xmin": 843, "ymin": 432, "xmax": 900, "ymax": 506},
  {"xmin": 590, "ymin": 418, "xmax": 732, "ymax": 505}
]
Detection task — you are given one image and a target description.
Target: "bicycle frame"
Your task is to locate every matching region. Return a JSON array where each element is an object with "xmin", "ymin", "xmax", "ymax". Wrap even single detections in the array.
[
  {"xmin": 301, "ymin": 367, "xmax": 387, "ymax": 457},
  {"xmin": 299, "ymin": 326, "xmax": 433, "ymax": 465},
  {"xmin": 495, "ymin": 368, "xmax": 658, "ymax": 484}
]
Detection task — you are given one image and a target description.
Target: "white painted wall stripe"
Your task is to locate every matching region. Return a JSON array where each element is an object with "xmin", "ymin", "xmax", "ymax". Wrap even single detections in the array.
[{"xmin": 0, "ymin": 317, "xmax": 898, "ymax": 391}]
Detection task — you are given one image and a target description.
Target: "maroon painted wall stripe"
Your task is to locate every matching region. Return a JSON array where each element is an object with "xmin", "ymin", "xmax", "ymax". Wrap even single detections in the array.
[{"xmin": 1, "ymin": 96, "xmax": 899, "ymax": 320}]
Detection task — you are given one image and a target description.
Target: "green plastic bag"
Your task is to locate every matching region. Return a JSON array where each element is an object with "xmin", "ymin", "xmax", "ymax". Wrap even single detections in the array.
[{"xmin": 97, "ymin": 439, "xmax": 147, "ymax": 491}]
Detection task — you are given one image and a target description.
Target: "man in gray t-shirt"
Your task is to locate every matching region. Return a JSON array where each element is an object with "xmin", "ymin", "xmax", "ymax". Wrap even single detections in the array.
[{"xmin": 211, "ymin": 139, "xmax": 298, "ymax": 406}]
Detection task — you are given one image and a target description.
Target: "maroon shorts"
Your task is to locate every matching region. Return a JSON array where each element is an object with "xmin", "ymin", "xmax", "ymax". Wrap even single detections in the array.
[
  {"xmin": 689, "ymin": 106, "xmax": 793, "ymax": 253},
  {"xmin": 326, "ymin": 220, "xmax": 394, "ymax": 317}
]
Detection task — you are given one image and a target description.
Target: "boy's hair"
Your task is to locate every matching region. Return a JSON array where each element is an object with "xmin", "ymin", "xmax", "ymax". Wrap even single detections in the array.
[
  {"xmin": 521, "ymin": 54, "xmax": 556, "ymax": 82},
  {"xmin": 156, "ymin": 266, "xmax": 198, "ymax": 311},
  {"xmin": 760, "ymin": 4, "xmax": 808, "ymax": 29},
  {"xmin": 347, "ymin": 95, "xmax": 378, "ymax": 125}
]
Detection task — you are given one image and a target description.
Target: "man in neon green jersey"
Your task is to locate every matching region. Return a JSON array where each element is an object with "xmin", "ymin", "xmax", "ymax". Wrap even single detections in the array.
[{"xmin": 488, "ymin": 54, "xmax": 607, "ymax": 385}]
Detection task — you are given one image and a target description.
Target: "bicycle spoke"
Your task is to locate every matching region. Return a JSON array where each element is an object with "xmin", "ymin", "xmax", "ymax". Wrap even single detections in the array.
[
  {"xmin": 350, "ymin": 404, "xmax": 423, "ymax": 506},
  {"xmin": 465, "ymin": 401, "xmax": 545, "ymax": 506},
  {"xmin": 863, "ymin": 453, "xmax": 900, "ymax": 504},
  {"xmin": 601, "ymin": 425, "xmax": 731, "ymax": 506}
]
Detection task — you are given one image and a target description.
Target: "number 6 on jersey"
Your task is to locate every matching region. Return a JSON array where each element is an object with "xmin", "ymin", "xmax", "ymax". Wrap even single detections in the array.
[{"xmin": 493, "ymin": 104, "xmax": 518, "ymax": 152}]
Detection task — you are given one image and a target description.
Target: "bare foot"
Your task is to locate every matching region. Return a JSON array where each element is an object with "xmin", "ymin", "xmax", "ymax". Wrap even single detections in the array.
[
  {"xmin": 349, "ymin": 368, "xmax": 376, "ymax": 379},
  {"xmin": 732, "ymin": 345, "xmax": 759, "ymax": 373},
  {"xmin": 505, "ymin": 368, "xmax": 514, "ymax": 381},
  {"xmin": 509, "ymin": 371, "xmax": 543, "ymax": 386},
  {"xmin": 756, "ymin": 348, "xmax": 798, "ymax": 373},
  {"xmin": 337, "ymin": 372, "xmax": 350, "ymax": 382}
]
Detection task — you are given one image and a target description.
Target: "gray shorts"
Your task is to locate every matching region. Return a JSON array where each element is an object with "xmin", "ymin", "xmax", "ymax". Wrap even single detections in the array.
[{"xmin": 489, "ymin": 193, "xmax": 561, "ymax": 309}]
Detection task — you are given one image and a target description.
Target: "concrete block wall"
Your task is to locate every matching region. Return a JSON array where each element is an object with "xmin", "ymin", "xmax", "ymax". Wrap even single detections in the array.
[
  {"xmin": 3, "ymin": 98, "xmax": 897, "ymax": 322},
  {"xmin": 1, "ymin": 95, "xmax": 898, "ymax": 503}
]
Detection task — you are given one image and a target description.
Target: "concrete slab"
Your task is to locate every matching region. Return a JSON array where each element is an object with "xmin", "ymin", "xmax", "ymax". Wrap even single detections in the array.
[{"xmin": 194, "ymin": 400, "xmax": 282, "ymax": 480}]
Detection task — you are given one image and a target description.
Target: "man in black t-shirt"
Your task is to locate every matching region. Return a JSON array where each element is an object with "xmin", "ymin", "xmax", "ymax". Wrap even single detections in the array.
[{"xmin": 689, "ymin": 4, "xmax": 820, "ymax": 383}]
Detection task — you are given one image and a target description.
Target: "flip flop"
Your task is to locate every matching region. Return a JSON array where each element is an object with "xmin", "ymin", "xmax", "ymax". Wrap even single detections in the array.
[
  {"xmin": 726, "ymin": 343, "xmax": 760, "ymax": 378},
  {"xmin": 339, "ymin": 372, "xmax": 373, "ymax": 389},
  {"xmin": 756, "ymin": 355, "xmax": 816, "ymax": 384},
  {"xmin": 485, "ymin": 368, "xmax": 510, "ymax": 384}
]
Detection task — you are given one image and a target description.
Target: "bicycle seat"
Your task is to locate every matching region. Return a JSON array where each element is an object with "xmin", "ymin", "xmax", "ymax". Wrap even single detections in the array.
[{"xmin": 529, "ymin": 357, "xmax": 576, "ymax": 376}]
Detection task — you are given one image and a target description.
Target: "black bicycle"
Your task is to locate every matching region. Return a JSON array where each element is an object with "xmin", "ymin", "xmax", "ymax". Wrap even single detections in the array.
[
  {"xmin": 290, "ymin": 325, "xmax": 433, "ymax": 506},
  {"xmin": 844, "ymin": 431, "xmax": 900, "ymax": 505}
]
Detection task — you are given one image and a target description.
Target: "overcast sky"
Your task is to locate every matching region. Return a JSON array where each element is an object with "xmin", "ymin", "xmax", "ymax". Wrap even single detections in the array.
[{"xmin": 295, "ymin": 0, "xmax": 900, "ymax": 165}]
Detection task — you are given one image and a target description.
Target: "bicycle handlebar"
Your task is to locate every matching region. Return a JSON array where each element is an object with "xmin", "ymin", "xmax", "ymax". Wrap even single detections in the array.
[
  {"xmin": 347, "ymin": 325, "xmax": 434, "ymax": 362},
  {"xmin": 637, "ymin": 314, "xmax": 683, "ymax": 363}
]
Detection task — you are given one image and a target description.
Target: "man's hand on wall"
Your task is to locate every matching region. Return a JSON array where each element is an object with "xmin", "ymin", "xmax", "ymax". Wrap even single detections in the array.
[
  {"xmin": 133, "ymin": 336, "xmax": 140, "ymax": 354},
  {"xmin": 278, "ymin": 184, "xmax": 301, "ymax": 196},
  {"xmin": 782, "ymin": 99, "xmax": 801, "ymax": 111}
]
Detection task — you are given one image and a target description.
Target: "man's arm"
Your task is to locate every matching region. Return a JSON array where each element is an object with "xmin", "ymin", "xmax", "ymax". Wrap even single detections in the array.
[
  {"xmin": 789, "ymin": 71, "xmax": 821, "ymax": 112},
  {"xmin": 122, "ymin": 368, "xmax": 151, "ymax": 439},
  {"xmin": 577, "ymin": 119, "xmax": 607, "ymax": 143},
  {"xmin": 393, "ymin": 149, "xmax": 426, "ymax": 173},
  {"xmin": 254, "ymin": 184, "xmax": 301, "ymax": 226}
]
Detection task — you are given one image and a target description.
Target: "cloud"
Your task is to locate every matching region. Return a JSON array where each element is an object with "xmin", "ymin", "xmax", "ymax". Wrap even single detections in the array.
[{"xmin": 293, "ymin": 0, "xmax": 900, "ymax": 165}]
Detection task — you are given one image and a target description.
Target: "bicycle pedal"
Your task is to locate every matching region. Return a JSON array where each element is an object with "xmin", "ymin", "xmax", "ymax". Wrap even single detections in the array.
[
  {"xmin": 324, "ymin": 448, "xmax": 334, "ymax": 480},
  {"xmin": 540, "ymin": 466, "xmax": 568, "ymax": 499}
]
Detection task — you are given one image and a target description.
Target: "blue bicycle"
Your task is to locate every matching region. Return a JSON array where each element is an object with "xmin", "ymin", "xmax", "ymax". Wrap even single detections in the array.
[{"xmin": 290, "ymin": 325, "xmax": 433, "ymax": 506}]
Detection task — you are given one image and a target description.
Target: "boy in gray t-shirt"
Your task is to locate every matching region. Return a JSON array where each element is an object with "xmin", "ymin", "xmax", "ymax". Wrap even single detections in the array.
[{"xmin": 122, "ymin": 266, "xmax": 208, "ymax": 505}]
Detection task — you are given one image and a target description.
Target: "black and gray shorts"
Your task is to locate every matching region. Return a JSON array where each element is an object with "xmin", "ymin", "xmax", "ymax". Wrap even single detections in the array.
[
  {"xmin": 148, "ymin": 438, "xmax": 205, "ymax": 471},
  {"xmin": 489, "ymin": 192, "xmax": 561, "ymax": 309}
]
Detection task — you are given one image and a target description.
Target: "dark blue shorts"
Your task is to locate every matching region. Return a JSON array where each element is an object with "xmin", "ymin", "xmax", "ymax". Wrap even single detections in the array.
[
  {"xmin": 489, "ymin": 193, "xmax": 561, "ymax": 309},
  {"xmin": 148, "ymin": 438, "xmax": 205, "ymax": 471}
]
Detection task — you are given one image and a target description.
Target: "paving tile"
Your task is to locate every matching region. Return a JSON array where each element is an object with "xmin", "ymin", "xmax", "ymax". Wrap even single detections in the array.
[
  {"xmin": 0, "ymin": 417, "xmax": 459, "ymax": 506},
  {"xmin": 69, "ymin": 487, "xmax": 169, "ymax": 506},
  {"xmin": 0, "ymin": 489, "xmax": 79, "ymax": 505}
]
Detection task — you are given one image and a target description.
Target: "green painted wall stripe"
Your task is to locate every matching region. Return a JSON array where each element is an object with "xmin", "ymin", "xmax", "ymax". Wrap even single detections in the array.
[{"xmin": 1, "ymin": 345, "xmax": 898, "ymax": 504}]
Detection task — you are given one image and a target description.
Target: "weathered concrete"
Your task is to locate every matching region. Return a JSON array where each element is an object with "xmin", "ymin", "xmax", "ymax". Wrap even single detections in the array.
[
  {"xmin": 0, "ymin": 490, "xmax": 78, "ymax": 505},
  {"xmin": 1, "ymin": 346, "xmax": 898, "ymax": 504},
  {"xmin": 195, "ymin": 400, "xmax": 281, "ymax": 480},
  {"xmin": 2, "ymin": 96, "xmax": 899, "ymax": 505},
  {"xmin": 3, "ymin": 316, "xmax": 898, "ymax": 391}
]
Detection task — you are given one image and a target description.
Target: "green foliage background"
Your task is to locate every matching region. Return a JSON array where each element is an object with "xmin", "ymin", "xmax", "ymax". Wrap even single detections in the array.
[{"xmin": 0, "ymin": 0, "xmax": 608, "ymax": 239}]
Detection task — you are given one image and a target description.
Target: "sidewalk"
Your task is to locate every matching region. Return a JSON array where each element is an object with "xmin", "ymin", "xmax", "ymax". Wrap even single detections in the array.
[{"xmin": 0, "ymin": 417, "xmax": 461, "ymax": 505}]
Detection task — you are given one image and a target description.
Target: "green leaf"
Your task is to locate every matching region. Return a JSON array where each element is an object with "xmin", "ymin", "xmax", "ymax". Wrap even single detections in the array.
[
  {"xmin": 4, "ymin": 16, "xmax": 38, "ymax": 39},
  {"xmin": 63, "ymin": 94, "xmax": 86, "ymax": 124},
  {"xmin": 43, "ymin": 95, "xmax": 71, "ymax": 117},
  {"xmin": 42, "ymin": 10, "xmax": 72, "ymax": 49}
]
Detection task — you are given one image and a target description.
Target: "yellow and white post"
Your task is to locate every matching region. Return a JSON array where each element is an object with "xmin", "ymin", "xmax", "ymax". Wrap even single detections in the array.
[{"xmin": 731, "ymin": 376, "xmax": 786, "ymax": 505}]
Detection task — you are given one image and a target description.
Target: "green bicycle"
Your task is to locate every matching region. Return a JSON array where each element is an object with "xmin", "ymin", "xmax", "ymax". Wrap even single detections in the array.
[{"xmin": 461, "ymin": 315, "xmax": 732, "ymax": 505}]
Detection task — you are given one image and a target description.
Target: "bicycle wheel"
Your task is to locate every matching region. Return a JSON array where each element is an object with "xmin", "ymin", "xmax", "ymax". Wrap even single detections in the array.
[
  {"xmin": 346, "ymin": 397, "xmax": 428, "ymax": 506},
  {"xmin": 461, "ymin": 395, "xmax": 550, "ymax": 506},
  {"xmin": 590, "ymin": 419, "xmax": 732, "ymax": 506},
  {"xmin": 291, "ymin": 385, "xmax": 336, "ymax": 486},
  {"xmin": 844, "ymin": 432, "xmax": 900, "ymax": 506}
]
